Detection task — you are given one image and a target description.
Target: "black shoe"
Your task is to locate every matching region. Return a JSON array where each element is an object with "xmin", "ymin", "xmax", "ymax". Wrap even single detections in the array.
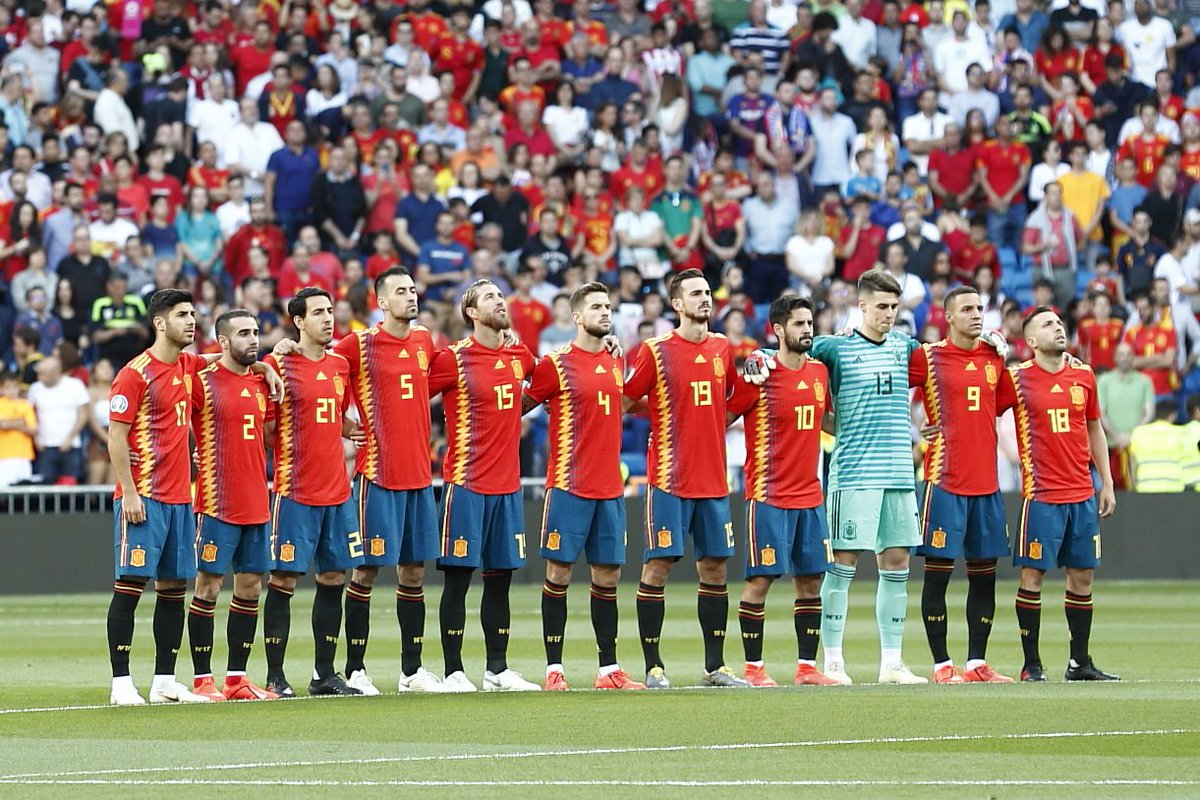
[
  {"xmin": 1021, "ymin": 662, "xmax": 1048, "ymax": 682},
  {"xmin": 1065, "ymin": 658, "xmax": 1121, "ymax": 682},
  {"xmin": 308, "ymin": 673, "xmax": 364, "ymax": 696},
  {"xmin": 265, "ymin": 676, "xmax": 295, "ymax": 697}
]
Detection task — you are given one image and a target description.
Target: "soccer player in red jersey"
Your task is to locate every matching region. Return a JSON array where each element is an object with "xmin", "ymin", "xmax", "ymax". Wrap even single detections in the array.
[
  {"xmin": 623, "ymin": 269, "xmax": 749, "ymax": 689},
  {"xmin": 262, "ymin": 288, "xmax": 365, "ymax": 698},
  {"xmin": 910, "ymin": 287, "xmax": 1018, "ymax": 685},
  {"xmin": 1075, "ymin": 291, "xmax": 1125, "ymax": 371},
  {"xmin": 429, "ymin": 280, "xmax": 541, "ymax": 692},
  {"xmin": 523, "ymin": 283, "xmax": 646, "ymax": 692},
  {"xmin": 332, "ymin": 267, "xmax": 446, "ymax": 694},
  {"xmin": 1006, "ymin": 307, "xmax": 1119, "ymax": 682},
  {"xmin": 726, "ymin": 296, "xmax": 838, "ymax": 688},
  {"xmin": 186, "ymin": 310, "xmax": 278, "ymax": 702}
]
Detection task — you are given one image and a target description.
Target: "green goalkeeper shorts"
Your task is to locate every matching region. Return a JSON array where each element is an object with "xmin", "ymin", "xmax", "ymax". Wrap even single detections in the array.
[{"xmin": 826, "ymin": 489, "xmax": 921, "ymax": 553}]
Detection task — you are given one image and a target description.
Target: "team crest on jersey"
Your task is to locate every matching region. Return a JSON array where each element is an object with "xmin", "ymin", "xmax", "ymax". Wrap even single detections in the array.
[
  {"xmin": 813, "ymin": 381, "xmax": 825, "ymax": 403},
  {"xmin": 257, "ymin": 393, "xmax": 266, "ymax": 412},
  {"xmin": 712, "ymin": 357, "xmax": 725, "ymax": 378},
  {"xmin": 201, "ymin": 543, "xmax": 218, "ymax": 562},
  {"xmin": 546, "ymin": 531, "xmax": 561, "ymax": 551},
  {"xmin": 1029, "ymin": 541, "xmax": 1043, "ymax": 560},
  {"xmin": 931, "ymin": 529, "xmax": 947, "ymax": 549},
  {"xmin": 279, "ymin": 543, "xmax": 296, "ymax": 563},
  {"xmin": 1069, "ymin": 385, "xmax": 1085, "ymax": 408},
  {"xmin": 183, "ymin": 374, "xmax": 193, "ymax": 394},
  {"xmin": 334, "ymin": 376, "xmax": 345, "ymax": 397},
  {"xmin": 985, "ymin": 363, "xmax": 998, "ymax": 386},
  {"xmin": 129, "ymin": 547, "xmax": 145, "ymax": 568},
  {"xmin": 760, "ymin": 546, "xmax": 776, "ymax": 567},
  {"xmin": 417, "ymin": 350, "xmax": 429, "ymax": 371},
  {"xmin": 453, "ymin": 538, "xmax": 468, "ymax": 558},
  {"xmin": 612, "ymin": 368, "xmax": 624, "ymax": 388},
  {"xmin": 511, "ymin": 360, "xmax": 525, "ymax": 380},
  {"xmin": 370, "ymin": 538, "xmax": 386, "ymax": 557},
  {"xmin": 657, "ymin": 528, "xmax": 672, "ymax": 549}
]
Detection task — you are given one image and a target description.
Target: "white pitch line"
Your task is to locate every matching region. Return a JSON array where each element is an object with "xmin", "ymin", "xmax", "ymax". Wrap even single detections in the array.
[
  {"xmin": 0, "ymin": 779, "xmax": 1197, "ymax": 788},
  {"xmin": 0, "ymin": 728, "xmax": 1193, "ymax": 782}
]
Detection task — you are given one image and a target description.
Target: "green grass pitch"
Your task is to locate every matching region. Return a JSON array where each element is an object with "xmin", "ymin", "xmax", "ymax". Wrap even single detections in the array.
[{"xmin": 0, "ymin": 579, "xmax": 1197, "ymax": 798}]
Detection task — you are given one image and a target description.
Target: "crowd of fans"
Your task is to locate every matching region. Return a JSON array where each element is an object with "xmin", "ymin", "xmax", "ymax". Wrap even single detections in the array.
[{"xmin": 0, "ymin": 0, "xmax": 1198, "ymax": 491}]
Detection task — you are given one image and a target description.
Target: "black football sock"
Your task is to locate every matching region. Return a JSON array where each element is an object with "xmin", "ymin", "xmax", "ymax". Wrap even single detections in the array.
[
  {"xmin": 226, "ymin": 594, "xmax": 259, "ymax": 674},
  {"xmin": 541, "ymin": 579, "xmax": 569, "ymax": 666},
  {"xmin": 153, "ymin": 586, "xmax": 187, "ymax": 676},
  {"xmin": 262, "ymin": 582, "xmax": 293, "ymax": 679},
  {"xmin": 312, "ymin": 582, "xmax": 344, "ymax": 680},
  {"xmin": 738, "ymin": 600, "xmax": 766, "ymax": 663},
  {"xmin": 965, "ymin": 560, "xmax": 998, "ymax": 662},
  {"xmin": 1064, "ymin": 591, "xmax": 1094, "ymax": 664},
  {"xmin": 794, "ymin": 597, "xmax": 822, "ymax": 662},
  {"xmin": 590, "ymin": 583, "xmax": 619, "ymax": 668},
  {"xmin": 698, "ymin": 582, "xmax": 729, "ymax": 673},
  {"xmin": 636, "ymin": 582, "xmax": 666, "ymax": 672},
  {"xmin": 107, "ymin": 580, "xmax": 144, "ymax": 678},
  {"xmin": 1015, "ymin": 588, "xmax": 1042, "ymax": 666},
  {"xmin": 439, "ymin": 567, "xmax": 472, "ymax": 676},
  {"xmin": 481, "ymin": 570, "xmax": 513, "ymax": 674},
  {"xmin": 343, "ymin": 581, "xmax": 372, "ymax": 675},
  {"xmin": 187, "ymin": 596, "xmax": 217, "ymax": 677},
  {"xmin": 395, "ymin": 584, "xmax": 426, "ymax": 676},
  {"xmin": 922, "ymin": 558, "xmax": 954, "ymax": 664}
]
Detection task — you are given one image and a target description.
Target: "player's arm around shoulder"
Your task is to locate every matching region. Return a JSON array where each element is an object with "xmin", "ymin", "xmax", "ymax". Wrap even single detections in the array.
[
  {"xmin": 621, "ymin": 335, "xmax": 660, "ymax": 407},
  {"xmin": 522, "ymin": 352, "xmax": 561, "ymax": 415},
  {"xmin": 726, "ymin": 375, "xmax": 761, "ymax": 425}
]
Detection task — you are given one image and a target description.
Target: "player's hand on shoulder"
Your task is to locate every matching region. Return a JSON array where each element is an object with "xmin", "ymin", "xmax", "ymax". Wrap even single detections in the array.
[
  {"xmin": 980, "ymin": 329, "xmax": 1009, "ymax": 360},
  {"xmin": 271, "ymin": 338, "xmax": 301, "ymax": 359},
  {"xmin": 602, "ymin": 334, "xmax": 624, "ymax": 359},
  {"xmin": 742, "ymin": 349, "xmax": 777, "ymax": 385},
  {"xmin": 250, "ymin": 361, "xmax": 286, "ymax": 402}
]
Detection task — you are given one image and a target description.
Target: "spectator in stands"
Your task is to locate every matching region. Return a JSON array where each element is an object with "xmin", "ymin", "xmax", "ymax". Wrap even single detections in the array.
[
  {"xmin": 224, "ymin": 96, "xmax": 284, "ymax": 199},
  {"xmin": 310, "ymin": 145, "xmax": 366, "ymax": 258},
  {"xmin": 1093, "ymin": 53, "xmax": 1151, "ymax": 148},
  {"xmin": 1128, "ymin": 399, "xmax": 1186, "ymax": 492},
  {"xmin": 998, "ymin": 0, "xmax": 1050, "ymax": 55},
  {"xmin": 41, "ymin": 181, "xmax": 86, "ymax": 271},
  {"xmin": 978, "ymin": 114, "xmax": 1032, "ymax": 255},
  {"xmin": 0, "ymin": 370, "xmax": 36, "ymax": 486},
  {"xmin": 84, "ymin": 358, "xmax": 115, "ymax": 486},
  {"xmin": 786, "ymin": 209, "xmax": 835, "ymax": 296},
  {"xmin": 887, "ymin": 203, "xmax": 943, "ymax": 281},
  {"xmin": 26, "ymin": 356, "xmax": 89, "ymax": 485},
  {"xmin": 935, "ymin": 10, "xmax": 991, "ymax": 97},
  {"xmin": 811, "ymin": 87, "xmax": 857, "ymax": 197},
  {"xmin": 1, "ymin": 145, "xmax": 53, "ymax": 210},
  {"xmin": 1126, "ymin": 291, "xmax": 1178, "ymax": 399},
  {"xmin": 93, "ymin": 68, "xmax": 138, "ymax": 152},
  {"xmin": 393, "ymin": 162, "xmax": 447, "ymax": 266},
  {"xmin": 1098, "ymin": 341, "xmax": 1156, "ymax": 489},
  {"xmin": 1024, "ymin": 182, "xmax": 1084, "ymax": 309},
  {"xmin": 263, "ymin": 118, "xmax": 319, "ymax": 245},
  {"xmin": 742, "ymin": 170, "xmax": 797, "ymax": 305},
  {"xmin": 88, "ymin": 271, "xmax": 147, "ymax": 369},
  {"xmin": 1118, "ymin": 0, "xmax": 1175, "ymax": 88},
  {"xmin": 56, "ymin": 224, "xmax": 110, "ymax": 320}
]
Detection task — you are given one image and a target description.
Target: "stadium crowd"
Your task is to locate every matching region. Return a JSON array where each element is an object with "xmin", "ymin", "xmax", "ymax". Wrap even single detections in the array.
[{"xmin": 0, "ymin": 0, "xmax": 1198, "ymax": 492}]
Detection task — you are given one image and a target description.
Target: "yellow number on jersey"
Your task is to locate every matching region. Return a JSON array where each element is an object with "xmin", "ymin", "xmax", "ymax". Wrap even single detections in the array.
[
  {"xmin": 967, "ymin": 385, "xmax": 980, "ymax": 412},
  {"xmin": 494, "ymin": 384, "xmax": 515, "ymax": 410},
  {"xmin": 173, "ymin": 400, "xmax": 187, "ymax": 427},
  {"xmin": 515, "ymin": 533, "xmax": 526, "ymax": 559},
  {"xmin": 795, "ymin": 404, "xmax": 816, "ymax": 430},
  {"xmin": 691, "ymin": 380, "xmax": 712, "ymax": 406},
  {"xmin": 348, "ymin": 529, "xmax": 364, "ymax": 558},
  {"xmin": 1047, "ymin": 407, "xmax": 1070, "ymax": 433},
  {"xmin": 316, "ymin": 397, "xmax": 338, "ymax": 424},
  {"xmin": 598, "ymin": 391, "xmax": 611, "ymax": 415},
  {"xmin": 399, "ymin": 373, "xmax": 414, "ymax": 400},
  {"xmin": 242, "ymin": 414, "xmax": 256, "ymax": 440}
]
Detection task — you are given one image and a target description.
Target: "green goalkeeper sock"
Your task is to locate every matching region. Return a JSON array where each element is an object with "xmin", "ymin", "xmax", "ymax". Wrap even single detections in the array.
[
  {"xmin": 877, "ymin": 569, "xmax": 910, "ymax": 653},
  {"xmin": 820, "ymin": 564, "xmax": 856, "ymax": 652}
]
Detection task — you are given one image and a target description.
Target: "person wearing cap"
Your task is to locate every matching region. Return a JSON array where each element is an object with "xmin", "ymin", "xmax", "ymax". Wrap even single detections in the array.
[{"xmin": 89, "ymin": 271, "xmax": 149, "ymax": 369}]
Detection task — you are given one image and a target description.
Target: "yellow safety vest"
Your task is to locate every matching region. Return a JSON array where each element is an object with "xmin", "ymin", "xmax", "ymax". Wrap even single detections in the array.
[
  {"xmin": 1128, "ymin": 421, "xmax": 1186, "ymax": 493},
  {"xmin": 1181, "ymin": 421, "xmax": 1200, "ymax": 492}
]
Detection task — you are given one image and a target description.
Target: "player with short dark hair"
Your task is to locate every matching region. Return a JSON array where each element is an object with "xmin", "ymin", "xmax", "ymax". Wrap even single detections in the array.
[
  {"xmin": 332, "ymin": 267, "xmax": 446, "ymax": 694},
  {"xmin": 523, "ymin": 282, "xmax": 646, "ymax": 691},
  {"xmin": 910, "ymin": 286, "xmax": 1018, "ymax": 684},
  {"xmin": 1008, "ymin": 307, "xmax": 1119, "ymax": 682},
  {"xmin": 623, "ymin": 269, "xmax": 749, "ymax": 689},
  {"xmin": 262, "ymin": 287, "xmax": 365, "ymax": 697},
  {"xmin": 185, "ymin": 309, "xmax": 279, "ymax": 701},
  {"xmin": 429, "ymin": 279, "xmax": 540, "ymax": 692},
  {"xmin": 727, "ymin": 295, "xmax": 838, "ymax": 687}
]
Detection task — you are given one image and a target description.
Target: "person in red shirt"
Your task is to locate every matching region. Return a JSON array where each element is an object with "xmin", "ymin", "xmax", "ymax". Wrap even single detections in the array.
[
  {"xmin": 575, "ymin": 190, "xmax": 618, "ymax": 272},
  {"xmin": 185, "ymin": 142, "xmax": 230, "ymax": 208},
  {"xmin": 277, "ymin": 240, "xmax": 338, "ymax": 301},
  {"xmin": 432, "ymin": 9, "xmax": 483, "ymax": 102},
  {"xmin": 836, "ymin": 195, "xmax": 887, "ymax": 282},
  {"xmin": 976, "ymin": 115, "xmax": 1032, "ymax": 253},
  {"xmin": 569, "ymin": 0, "xmax": 609, "ymax": 52},
  {"xmin": 1006, "ymin": 306, "xmax": 1118, "ymax": 683},
  {"xmin": 499, "ymin": 57, "xmax": 547, "ymax": 122},
  {"xmin": 1050, "ymin": 74, "xmax": 1093, "ymax": 144},
  {"xmin": 1124, "ymin": 292, "xmax": 1178, "ymax": 397},
  {"xmin": 261, "ymin": 287, "xmax": 363, "ymax": 698},
  {"xmin": 908, "ymin": 287, "xmax": 1018, "ymax": 684},
  {"xmin": 186, "ymin": 309, "xmax": 278, "ymax": 702},
  {"xmin": 138, "ymin": 145, "xmax": 186, "ymax": 220},
  {"xmin": 193, "ymin": 1, "xmax": 233, "ymax": 48},
  {"xmin": 428, "ymin": 279, "xmax": 541, "ymax": 692},
  {"xmin": 725, "ymin": 296, "xmax": 838, "ymax": 688},
  {"xmin": 1153, "ymin": 68, "xmax": 1184, "ymax": 125},
  {"xmin": 365, "ymin": 232, "xmax": 402, "ymax": 281},
  {"xmin": 950, "ymin": 214, "xmax": 1000, "ymax": 284},
  {"xmin": 523, "ymin": 282, "xmax": 646, "ymax": 691},
  {"xmin": 1075, "ymin": 290, "xmax": 1125, "ymax": 371},
  {"xmin": 224, "ymin": 198, "xmax": 287, "ymax": 286},
  {"xmin": 532, "ymin": 0, "xmax": 571, "ymax": 48},
  {"xmin": 402, "ymin": 0, "xmax": 449, "ymax": 52},
  {"xmin": 1116, "ymin": 103, "xmax": 1170, "ymax": 188},
  {"xmin": 228, "ymin": 20, "xmax": 274, "ymax": 95},
  {"xmin": 503, "ymin": 99, "xmax": 558, "ymax": 160},
  {"xmin": 331, "ymin": 267, "xmax": 444, "ymax": 693},
  {"xmin": 509, "ymin": 19, "xmax": 563, "ymax": 93},
  {"xmin": 508, "ymin": 263, "xmax": 552, "ymax": 347},
  {"xmin": 1034, "ymin": 26, "xmax": 1080, "ymax": 98},
  {"xmin": 623, "ymin": 269, "xmax": 746, "ymax": 689},
  {"xmin": 610, "ymin": 140, "xmax": 666, "ymax": 205}
]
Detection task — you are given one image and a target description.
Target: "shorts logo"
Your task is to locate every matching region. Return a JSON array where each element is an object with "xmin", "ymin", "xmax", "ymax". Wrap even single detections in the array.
[
  {"xmin": 129, "ymin": 547, "xmax": 146, "ymax": 568},
  {"xmin": 200, "ymin": 543, "xmax": 218, "ymax": 562},
  {"xmin": 841, "ymin": 520, "xmax": 857, "ymax": 541},
  {"xmin": 279, "ymin": 543, "xmax": 296, "ymax": 563},
  {"xmin": 1069, "ymin": 385, "xmax": 1085, "ymax": 408},
  {"xmin": 546, "ymin": 531, "xmax": 561, "ymax": 551},
  {"xmin": 931, "ymin": 529, "xmax": 947, "ymax": 549},
  {"xmin": 417, "ymin": 350, "xmax": 429, "ymax": 371},
  {"xmin": 453, "ymin": 538, "xmax": 468, "ymax": 558},
  {"xmin": 511, "ymin": 360, "xmax": 525, "ymax": 380},
  {"xmin": 760, "ymin": 546, "xmax": 776, "ymax": 567},
  {"xmin": 1029, "ymin": 541, "xmax": 1043, "ymax": 560},
  {"xmin": 985, "ymin": 363, "xmax": 998, "ymax": 385},
  {"xmin": 110, "ymin": 394, "xmax": 129, "ymax": 414},
  {"xmin": 369, "ymin": 538, "xmax": 386, "ymax": 557},
  {"xmin": 657, "ymin": 528, "xmax": 672, "ymax": 549},
  {"xmin": 712, "ymin": 357, "xmax": 725, "ymax": 378}
]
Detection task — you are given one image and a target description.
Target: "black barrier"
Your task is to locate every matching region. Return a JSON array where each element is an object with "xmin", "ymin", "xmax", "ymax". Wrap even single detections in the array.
[{"xmin": 1, "ymin": 492, "xmax": 1196, "ymax": 595}]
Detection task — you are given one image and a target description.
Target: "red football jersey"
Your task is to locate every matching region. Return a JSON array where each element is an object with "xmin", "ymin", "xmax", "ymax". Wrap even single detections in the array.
[
  {"xmin": 431, "ymin": 33, "xmax": 483, "ymax": 101},
  {"xmin": 975, "ymin": 139, "xmax": 1031, "ymax": 197},
  {"xmin": 1124, "ymin": 321, "xmax": 1178, "ymax": 395},
  {"xmin": 727, "ymin": 358, "xmax": 829, "ymax": 509},
  {"xmin": 508, "ymin": 297, "xmax": 552, "ymax": 350},
  {"xmin": 429, "ymin": 338, "xmax": 537, "ymax": 495},
  {"xmin": 109, "ymin": 350, "xmax": 208, "ymax": 504},
  {"xmin": 264, "ymin": 352, "xmax": 352, "ymax": 506},
  {"xmin": 334, "ymin": 324, "xmax": 436, "ymax": 491},
  {"xmin": 623, "ymin": 331, "xmax": 733, "ymax": 498},
  {"xmin": 1117, "ymin": 134, "xmax": 1169, "ymax": 188},
  {"xmin": 191, "ymin": 362, "xmax": 270, "ymax": 524},
  {"xmin": 525, "ymin": 344, "xmax": 625, "ymax": 499},
  {"xmin": 909, "ymin": 341, "xmax": 1016, "ymax": 496},
  {"xmin": 1005, "ymin": 358, "xmax": 1101, "ymax": 503},
  {"xmin": 1076, "ymin": 318, "xmax": 1125, "ymax": 371}
]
